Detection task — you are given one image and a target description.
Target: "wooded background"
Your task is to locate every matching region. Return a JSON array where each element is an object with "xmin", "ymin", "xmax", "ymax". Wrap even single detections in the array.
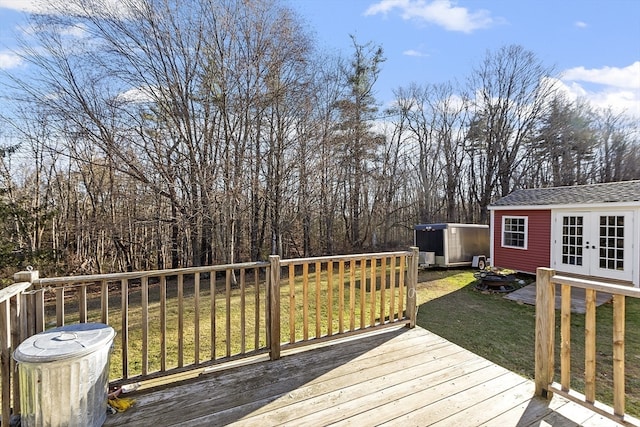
[{"xmin": 1, "ymin": 0, "xmax": 638, "ymax": 276}]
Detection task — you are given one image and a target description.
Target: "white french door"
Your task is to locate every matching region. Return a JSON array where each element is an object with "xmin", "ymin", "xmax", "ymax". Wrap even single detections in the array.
[{"xmin": 553, "ymin": 211, "xmax": 633, "ymax": 281}]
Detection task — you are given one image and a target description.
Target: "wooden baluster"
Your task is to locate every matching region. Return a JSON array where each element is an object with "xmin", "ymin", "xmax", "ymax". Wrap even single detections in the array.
[
  {"xmin": 289, "ymin": 264, "xmax": 296, "ymax": 344},
  {"xmin": 379, "ymin": 257, "xmax": 387, "ymax": 324},
  {"xmin": 210, "ymin": 273, "xmax": 216, "ymax": 361},
  {"xmin": 79, "ymin": 284, "xmax": 87, "ymax": 323},
  {"xmin": 360, "ymin": 259, "xmax": 366, "ymax": 329},
  {"xmin": 302, "ymin": 263, "xmax": 309, "ymax": 341},
  {"xmin": 254, "ymin": 268, "xmax": 260, "ymax": 351},
  {"xmin": 398, "ymin": 256, "xmax": 405, "ymax": 319},
  {"xmin": 121, "ymin": 278, "xmax": 129, "ymax": 379},
  {"xmin": 315, "ymin": 261, "xmax": 321, "ymax": 339},
  {"xmin": 338, "ymin": 260, "xmax": 345, "ymax": 334},
  {"xmin": 100, "ymin": 280, "xmax": 108, "ymax": 324},
  {"xmin": 560, "ymin": 284, "xmax": 571, "ymax": 391},
  {"xmin": 56, "ymin": 287, "xmax": 65, "ymax": 327},
  {"xmin": 612, "ymin": 294, "xmax": 625, "ymax": 416},
  {"xmin": 584, "ymin": 288, "xmax": 597, "ymax": 403},
  {"xmin": 225, "ymin": 271, "xmax": 231, "ymax": 358},
  {"xmin": 369, "ymin": 259, "xmax": 376, "ymax": 327},
  {"xmin": 160, "ymin": 275, "xmax": 167, "ymax": 371},
  {"xmin": 327, "ymin": 262, "xmax": 333, "ymax": 336},
  {"xmin": 141, "ymin": 276, "xmax": 149, "ymax": 376},
  {"xmin": 389, "ymin": 255, "xmax": 396, "ymax": 322},
  {"xmin": 349, "ymin": 259, "xmax": 356, "ymax": 331},
  {"xmin": 239, "ymin": 269, "xmax": 245, "ymax": 354},
  {"xmin": 178, "ymin": 274, "xmax": 185, "ymax": 367},
  {"xmin": 194, "ymin": 272, "xmax": 201, "ymax": 363}
]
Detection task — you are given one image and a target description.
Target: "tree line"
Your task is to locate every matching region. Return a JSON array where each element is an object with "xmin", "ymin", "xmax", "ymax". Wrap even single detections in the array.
[{"xmin": 1, "ymin": 0, "xmax": 637, "ymax": 276}]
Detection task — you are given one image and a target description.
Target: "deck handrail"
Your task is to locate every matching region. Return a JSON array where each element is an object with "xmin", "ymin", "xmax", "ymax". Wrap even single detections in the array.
[
  {"xmin": 1, "ymin": 248, "xmax": 419, "ymax": 423},
  {"xmin": 31, "ymin": 261, "xmax": 270, "ymax": 287},
  {"xmin": 535, "ymin": 267, "xmax": 639, "ymax": 426}
]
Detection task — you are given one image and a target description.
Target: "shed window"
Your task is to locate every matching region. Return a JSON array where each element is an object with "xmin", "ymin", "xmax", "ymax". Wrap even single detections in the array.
[{"xmin": 502, "ymin": 216, "xmax": 527, "ymax": 249}]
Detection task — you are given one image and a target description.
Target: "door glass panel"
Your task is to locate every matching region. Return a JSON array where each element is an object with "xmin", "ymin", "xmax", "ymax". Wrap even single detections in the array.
[
  {"xmin": 561, "ymin": 216, "xmax": 583, "ymax": 266},
  {"xmin": 598, "ymin": 215, "xmax": 624, "ymax": 271}
]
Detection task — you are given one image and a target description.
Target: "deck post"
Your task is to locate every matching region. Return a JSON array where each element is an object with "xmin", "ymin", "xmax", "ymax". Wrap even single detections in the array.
[
  {"xmin": 268, "ymin": 255, "xmax": 281, "ymax": 360},
  {"xmin": 5, "ymin": 271, "xmax": 37, "ymax": 425},
  {"xmin": 534, "ymin": 267, "xmax": 556, "ymax": 399},
  {"xmin": 13, "ymin": 270, "xmax": 38, "ymax": 341},
  {"xmin": 406, "ymin": 247, "xmax": 419, "ymax": 328}
]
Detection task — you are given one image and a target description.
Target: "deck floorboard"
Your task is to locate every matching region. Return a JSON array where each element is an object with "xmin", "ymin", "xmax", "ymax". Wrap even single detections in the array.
[{"xmin": 103, "ymin": 326, "xmax": 632, "ymax": 426}]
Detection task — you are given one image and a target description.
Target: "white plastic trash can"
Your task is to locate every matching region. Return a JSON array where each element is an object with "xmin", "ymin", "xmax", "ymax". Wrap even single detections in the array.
[{"xmin": 14, "ymin": 323, "xmax": 116, "ymax": 427}]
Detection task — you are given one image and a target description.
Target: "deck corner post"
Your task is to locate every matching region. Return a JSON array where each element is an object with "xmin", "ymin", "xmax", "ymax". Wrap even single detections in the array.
[
  {"xmin": 13, "ymin": 269, "xmax": 39, "ymax": 338},
  {"xmin": 535, "ymin": 267, "xmax": 556, "ymax": 399},
  {"xmin": 268, "ymin": 255, "xmax": 281, "ymax": 360},
  {"xmin": 406, "ymin": 247, "xmax": 419, "ymax": 328},
  {"xmin": 13, "ymin": 270, "xmax": 39, "ymax": 285},
  {"xmin": 6, "ymin": 270, "xmax": 38, "ymax": 423}
]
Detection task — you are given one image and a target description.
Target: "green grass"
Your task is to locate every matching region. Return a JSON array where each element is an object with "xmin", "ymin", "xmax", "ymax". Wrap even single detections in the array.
[{"xmin": 415, "ymin": 268, "xmax": 640, "ymax": 418}]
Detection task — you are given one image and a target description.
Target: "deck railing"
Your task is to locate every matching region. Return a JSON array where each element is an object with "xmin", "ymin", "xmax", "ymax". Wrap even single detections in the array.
[
  {"xmin": 0, "ymin": 248, "xmax": 418, "ymax": 425},
  {"xmin": 535, "ymin": 267, "xmax": 640, "ymax": 426},
  {"xmin": 270, "ymin": 249, "xmax": 418, "ymax": 359}
]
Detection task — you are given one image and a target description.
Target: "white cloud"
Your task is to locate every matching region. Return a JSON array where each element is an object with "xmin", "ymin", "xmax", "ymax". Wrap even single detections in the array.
[
  {"xmin": 556, "ymin": 62, "xmax": 640, "ymax": 118},
  {"xmin": 562, "ymin": 62, "xmax": 640, "ymax": 90},
  {"xmin": 574, "ymin": 21, "xmax": 588, "ymax": 29},
  {"xmin": 0, "ymin": 0, "xmax": 68, "ymax": 13},
  {"xmin": 403, "ymin": 49, "xmax": 428, "ymax": 57},
  {"xmin": 365, "ymin": 0, "xmax": 496, "ymax": 33},
  {"xmin": 0, "ymin": 51, "xmax": 22, "ymax": 69},
  {"xmin": 59, "ymin": 23, "xmax": 87, "ymax": 38},
  {"xmin": 117, "ymin": 86, "xmax": 156, "ymax": 104},
  {"xmin": 0, "ymin": 0, "xmax": 38, "ymax": 12},
  {"xmin": 0, "ymin": 0, "xmax": 140, "ymax": 19}
]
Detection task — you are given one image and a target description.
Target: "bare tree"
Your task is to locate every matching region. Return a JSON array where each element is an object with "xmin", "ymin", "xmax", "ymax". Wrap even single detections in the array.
[
  {"xmin": 6, "ymin": 0, "xmax": 316, "ymax": 269},
  {"xmin": 466, "ymin": 45, "xmax": 557, "ymax": 222}
]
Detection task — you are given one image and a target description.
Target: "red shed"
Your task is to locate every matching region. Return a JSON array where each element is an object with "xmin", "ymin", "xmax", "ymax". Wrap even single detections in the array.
[{"xmin": 488, "ymin": 180, "xmax": 640, "ymax": 287}]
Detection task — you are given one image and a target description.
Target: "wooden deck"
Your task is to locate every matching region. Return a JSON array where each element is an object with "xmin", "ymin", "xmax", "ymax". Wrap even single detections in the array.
[{"xmin": 103, "ymin": 326, "xmax": 626, "ymax": 427}]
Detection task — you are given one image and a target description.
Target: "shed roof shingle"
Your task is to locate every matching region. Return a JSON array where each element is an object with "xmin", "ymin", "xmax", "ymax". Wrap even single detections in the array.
[{"xmin": 490, "ymin": 180, "xmax": 640, "ymax": 207}]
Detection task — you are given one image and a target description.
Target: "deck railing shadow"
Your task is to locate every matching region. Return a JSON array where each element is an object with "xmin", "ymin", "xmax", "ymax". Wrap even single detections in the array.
[
  {"xmin": 108, "ymin": 326, "xmax": 412, "ymax": 426},
  {"xmin": 513, "ymin": 396, "xmax": 577, "ymax": 426}
]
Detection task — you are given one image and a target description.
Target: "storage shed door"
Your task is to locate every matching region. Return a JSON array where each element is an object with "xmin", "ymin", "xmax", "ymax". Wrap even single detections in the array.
[{"xmin": 553, "ymin": 211, "xmax": 633, "ymax": 282}]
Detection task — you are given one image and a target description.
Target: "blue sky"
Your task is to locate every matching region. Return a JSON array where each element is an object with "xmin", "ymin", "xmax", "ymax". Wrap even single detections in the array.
[
  {"xmin": 1, "ymin": 0, "xmax": 639, "ymax": 119},
  {"xmin": 287, "ymin": 0, "xmax": 640, "ymax": 119}
]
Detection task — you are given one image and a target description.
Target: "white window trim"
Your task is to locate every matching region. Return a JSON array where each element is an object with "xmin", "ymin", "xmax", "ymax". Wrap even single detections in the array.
[{"xmin": 502, "ymin": 215, "xmax": 528, "ymax": 250}]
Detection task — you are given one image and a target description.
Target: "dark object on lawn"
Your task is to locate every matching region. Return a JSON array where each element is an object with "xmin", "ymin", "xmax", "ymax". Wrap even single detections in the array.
[{"xmin": 474, "ymin": 270, "xmax": 516, "ymax": 293}]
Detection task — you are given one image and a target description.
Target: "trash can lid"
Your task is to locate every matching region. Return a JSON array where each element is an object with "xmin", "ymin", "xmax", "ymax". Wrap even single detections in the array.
[{"xmin": 14, "ymin": 323, "xmax": 116, "ymax": 363}]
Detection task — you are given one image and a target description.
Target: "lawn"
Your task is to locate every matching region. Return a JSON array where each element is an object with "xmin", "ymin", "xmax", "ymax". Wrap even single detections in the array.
[{"xmin": 415, "ymin": 268, "xmax": 640, "ymax": 418}]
